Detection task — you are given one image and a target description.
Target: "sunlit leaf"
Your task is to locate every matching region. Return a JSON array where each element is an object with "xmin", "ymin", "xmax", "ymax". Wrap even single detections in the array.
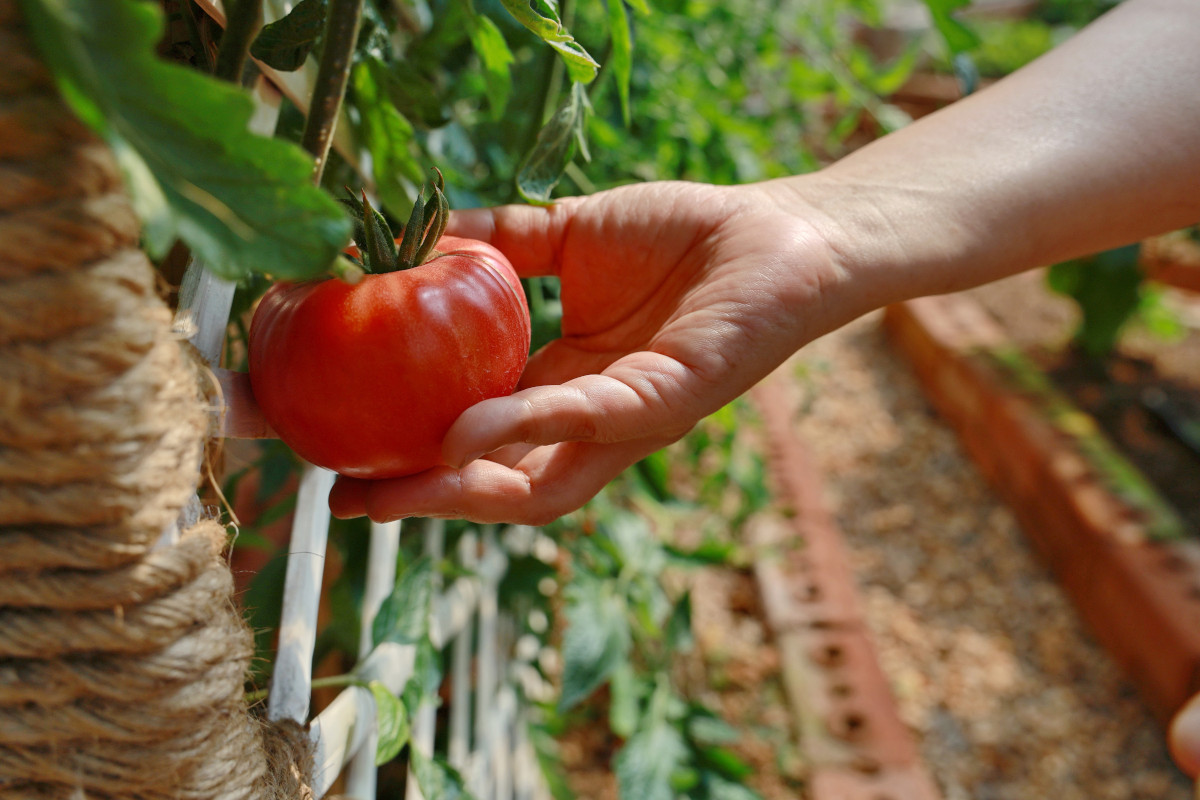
[
  {"xmin": 605, "ymin": 0, "xmax": 633, "ymax": 124},
  {"xmin": 368, "ymin": 681, "xmax": 411, "ymax": 765},
  {"xmin": 372, "ymin": 557, "xmax": 432, "ymax": 647},
  {"xmin": 518, "ymin": 82, "xmax": 592, "ymax": 204},
  {"xmin": 466, "ymin": 12, "xmax": 515, "ymax": 119},
  {"xmin": 497, "ymin": 0, "xmax": 599, "ymax": 83},
  {"xmin": 614, "ymin": 722, "xmax": 687, "ymax": 800},
  {"xmin": 409, "ymin": 746, "xmax": 476, "ymax": 800},
  {"xmin": 350, "ymin": 58, "xmax": 424, "ymax": 215},
  {"xmin": 559, "ymin": 575, "xmax": 630, "ymax": 709},
  {"xmin": 920, "ymin": 0, "xmax": 981, "ymax": 55}
]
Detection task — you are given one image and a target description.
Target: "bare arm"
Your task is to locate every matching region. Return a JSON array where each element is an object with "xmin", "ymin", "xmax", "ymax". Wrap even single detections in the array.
[
  {"xmin": 319, "ymin": 0, "xmax": 1200, "ymax": 526},
  {"xmin": 794, "ymin": 0, "xmax": 1200, "ymax": 323}
]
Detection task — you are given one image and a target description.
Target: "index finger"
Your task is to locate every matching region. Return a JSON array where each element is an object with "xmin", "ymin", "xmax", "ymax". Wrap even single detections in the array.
[{"xmin": 446, "ymin": 200, "xmax": 581, "ymax": 278}]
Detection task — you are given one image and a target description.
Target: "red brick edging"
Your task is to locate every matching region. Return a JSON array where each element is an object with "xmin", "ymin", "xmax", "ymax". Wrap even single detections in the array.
[{"xmin": 751, "ymin": 378, "xmax": 943, "ymax": 800}]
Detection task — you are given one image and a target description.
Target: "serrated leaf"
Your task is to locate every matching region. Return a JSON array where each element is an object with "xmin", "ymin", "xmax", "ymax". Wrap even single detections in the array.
[
  {"xmin": 466, "ymin": 12, "xmax": 515, "ymax": 119},
  {"xmin": 372, "ymin": 557, "xmax": 433, "ymax": 647},
  {"xmin": 409, "ymin": 746, "xmax": 476, "ymax": 800},
  {"xmin": 22, "ymin": 0, "xmax": 352, "ymax": 282},
  {"xmin": 559, "ymin": 576, "xmax": 630, "ymax": 710},
  {"xmin": 498, "ymin": 0, "xmax": 599, "ymax": 83},
  {"xmin": 605, "ymin": 0, "xmax": 633, "ymax": 124},
  {"xmin": 368, "ymin": 681, "xmax": 411, "ymax": 765},
  {"xmin": 250, "ymin": 0, "xmax": 326, "ymax": 72},
  {"xmin": 517, "ymin": 82, "xmax": 592, "ymax": 204},
  {"xmin": 614, "ymin": 723, "xmax": 687, "ymax": 800}
]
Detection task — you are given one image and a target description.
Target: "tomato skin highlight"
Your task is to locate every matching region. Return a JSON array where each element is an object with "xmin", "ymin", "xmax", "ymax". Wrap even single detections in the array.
[{"xmin": 248, "ymin": 236, "xmax": 531, "ymax": 479}]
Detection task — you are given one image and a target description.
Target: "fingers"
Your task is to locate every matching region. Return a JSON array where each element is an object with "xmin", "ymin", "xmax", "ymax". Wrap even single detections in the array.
[
  {"xmin": 1170, "ymin": 693, "xmax": 1200, "ymax": 778},
  {"xmin": 446, "ymin": 201, "xmax": 580, "ymax": 278},
  {"xmin": 215, "ymin": 368, "xmax": 277, "ymax": 439},
  {"xmin": 329, "ymin": 436, "xmax": 668, "ymax": 526},
  {"xmin": 440, "ymin": 356, "xmax": 698, "ymax": 469}
]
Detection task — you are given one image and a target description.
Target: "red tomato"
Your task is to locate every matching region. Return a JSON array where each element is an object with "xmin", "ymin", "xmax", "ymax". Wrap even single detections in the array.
[{"xmin": 248, "ymin": 235, "xmax": 531, "ymax": 479}]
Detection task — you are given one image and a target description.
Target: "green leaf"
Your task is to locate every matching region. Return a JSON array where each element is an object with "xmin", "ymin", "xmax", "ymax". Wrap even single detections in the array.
[
  {"xmin": 465, "ymin": 11, "xmax": 515, "ymax": 119},
  {"xmin": 22, "ymin": 0, "xmax": 352, "ymax": 281},
  {"xmin": 686, "ymin": 707, "xmax": 739, "ymax": 746},
  {"xmin": 702, "ymin": 772, "xmax": 763, "ymax": 800},
  {"xmin": 665, "ymin": 591, "xmax": 694, "ymax": 653},
  {"xmin": 559, "ymin": 576, "xmax": 631, "ymax": 710},
  {"xmin": 608, "ymin": 661, "xmax": 642, "ymax": 739},
  {"xmin": 664, "ymin": 540, "xmax": 738, "ymax": 567},
  {"xmin": 920, "ymin": 0, "xmax": 982, "ymax": 55},
  {"xmin": 372, "ymin": 557, "xmax": 433, "ymax": 647},
  {"xmin": 605, "ymin": 0, "xmax": 633, "ymax": 125},
  {"xmin": 368, "ymin": 681, "xmax": 411, "ymax": 765},
  {"xmin": 614, "ymin": 722, "xmax": 687, "ymax": 800},
  {"xmin": 409, "ymin": 746, "xmax": 476, "ymax": 800},
  {"xmin": 1051, "ymin": 244, "xmax": 1143, "ymax": 358},
  {"xmin": 518, "ymin": 82, "xmax": 592, "ymax": 204},
  {"xmin": 497, "ymin": 0, "xmax": 599, "ymax": 83},
  {"xmin": 350, "ymin": 59, "xmax": 424, "ymax": 216},
  {"xmin": 250, "ymin": 0, "xmax": 326, "ymax": 72}
]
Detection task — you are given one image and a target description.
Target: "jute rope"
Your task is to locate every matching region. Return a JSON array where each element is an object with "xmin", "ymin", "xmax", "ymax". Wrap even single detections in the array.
[{"xmin": 0, "ymin": 3, "xmax": 313, "ymax": 797}]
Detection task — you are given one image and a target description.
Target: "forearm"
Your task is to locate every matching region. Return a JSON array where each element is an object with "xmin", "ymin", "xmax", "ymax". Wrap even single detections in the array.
[{"xmin": 780, "ymin": 0, "xmax": 1200, "ymax": 316}]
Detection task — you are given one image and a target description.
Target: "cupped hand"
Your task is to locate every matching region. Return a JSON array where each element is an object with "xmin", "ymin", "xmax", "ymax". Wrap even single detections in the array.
[{"xmin": 328, "ymin": 179, "xmax": 852, "ymax": 525}]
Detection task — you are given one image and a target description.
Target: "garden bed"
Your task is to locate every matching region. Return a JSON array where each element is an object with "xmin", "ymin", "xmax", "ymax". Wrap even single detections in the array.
[
  {"xmin": 785, "ymin": 311, "xmax": 1192, "ymax": 798},
  {"xmin": 883, "ymin": 288, "xmax": 1200, "ymax": 727}
]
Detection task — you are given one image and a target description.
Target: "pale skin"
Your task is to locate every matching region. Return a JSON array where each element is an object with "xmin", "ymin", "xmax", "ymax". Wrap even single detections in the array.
[{"xmin": 221, "ymin": 0, "xmax": 1200, "ymax": 774}]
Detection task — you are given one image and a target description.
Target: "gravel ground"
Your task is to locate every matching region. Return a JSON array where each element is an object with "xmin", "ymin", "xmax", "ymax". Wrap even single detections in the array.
[{"xmin": 780, "ymin": 307, "xmax": 1194, "ymax": 800}]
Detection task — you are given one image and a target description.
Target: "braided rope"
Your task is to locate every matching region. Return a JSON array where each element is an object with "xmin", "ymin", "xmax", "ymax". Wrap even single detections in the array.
[{"xmin": 0, "ymin": 3, "xmax": 313, "ymax": 796}]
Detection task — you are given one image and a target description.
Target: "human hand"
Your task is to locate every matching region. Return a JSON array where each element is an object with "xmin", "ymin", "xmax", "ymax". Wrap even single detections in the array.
[{"xmin": 328, "ymin": 179, "xmax": 851, "ymax": 524}]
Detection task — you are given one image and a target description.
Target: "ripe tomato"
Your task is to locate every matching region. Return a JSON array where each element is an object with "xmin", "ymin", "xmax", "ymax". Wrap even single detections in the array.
[{"xmin": 247, "ymin": 235, "xmax": 531, "ymax": 479}]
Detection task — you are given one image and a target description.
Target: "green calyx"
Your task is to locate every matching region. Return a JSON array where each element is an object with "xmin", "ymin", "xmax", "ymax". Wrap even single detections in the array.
[{"xmin": 339, "ymin": 168, "xmax": 449, "ymax": 274}]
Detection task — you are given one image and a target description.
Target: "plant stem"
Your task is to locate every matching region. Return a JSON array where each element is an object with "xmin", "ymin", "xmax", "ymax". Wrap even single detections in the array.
[
  {"xmin": 301, "ymin": 0, "xmax": 365, "ymax": 187},
  {"xmin": 212, "ymin": 0, "xmax": 262, "ymax": 84}
]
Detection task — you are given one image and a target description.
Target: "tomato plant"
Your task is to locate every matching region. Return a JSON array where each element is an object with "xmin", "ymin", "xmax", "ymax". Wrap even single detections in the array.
[{"xmin": 248, "ymin": 176, "xmax": 531, "ymax": 479}]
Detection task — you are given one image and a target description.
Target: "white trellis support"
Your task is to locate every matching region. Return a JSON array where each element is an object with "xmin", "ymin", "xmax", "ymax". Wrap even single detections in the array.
[{"xmin": 343, "ymin": 519, "xmax": 402, "ymax": 799}]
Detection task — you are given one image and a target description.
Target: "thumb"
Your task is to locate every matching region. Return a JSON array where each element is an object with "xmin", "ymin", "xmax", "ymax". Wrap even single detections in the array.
[{"xmin": 1169, "ymin": 692, "xmax": 1200, "ymax": 778}]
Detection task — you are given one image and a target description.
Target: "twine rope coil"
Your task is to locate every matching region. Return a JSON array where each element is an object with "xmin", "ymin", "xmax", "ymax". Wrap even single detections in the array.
[{"xmin": 0, "ymin": 3, "xmax": 313, "ymax": 796}]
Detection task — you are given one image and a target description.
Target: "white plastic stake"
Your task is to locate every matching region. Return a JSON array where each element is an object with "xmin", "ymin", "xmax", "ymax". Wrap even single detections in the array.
[
  {"xmin": 472, "ymin": 527, "xmax": 501, "ymax": 799},
  {"xmin": 344, "ymin": 520, "xmax": 403, "ymax": 799},
  {"xmin": 407, "ymin": 519, "xmax": 446, "ymax": 800},
  {"xmin": 267, "ymin": 464, "xmax": 336, "ymax": 724},
  {"xmin": 448, "ymin": 531, "xmax": 478, "ymax": 769}
]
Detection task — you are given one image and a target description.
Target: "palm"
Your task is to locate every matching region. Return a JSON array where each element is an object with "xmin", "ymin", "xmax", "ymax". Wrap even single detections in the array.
[{"xmin": 518, "ymin": 181, "xmax": 828, "ymax": 405}]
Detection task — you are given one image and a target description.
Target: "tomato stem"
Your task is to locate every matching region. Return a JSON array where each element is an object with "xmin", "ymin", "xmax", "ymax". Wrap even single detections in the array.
[
  {"xmin": 301, "ymin": 0, "xmax": 364, "ymax": 186},
  {"xmin": 213, "ymin": 0, "xmax": 262, "ymax": 85}
]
